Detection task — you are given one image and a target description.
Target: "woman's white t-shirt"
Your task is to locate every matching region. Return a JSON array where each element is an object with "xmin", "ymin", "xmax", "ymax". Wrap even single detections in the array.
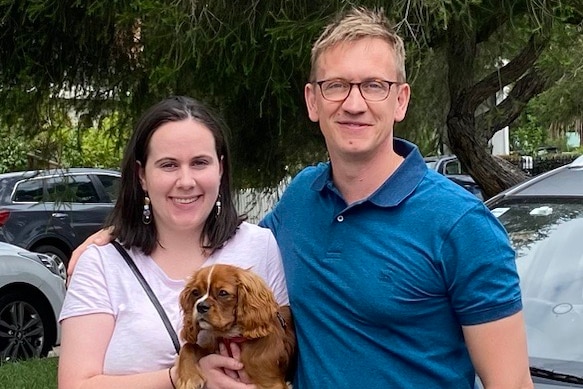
[{"xmin": 59, "ymin": 222, "xmax": 288, "ymax": 374}]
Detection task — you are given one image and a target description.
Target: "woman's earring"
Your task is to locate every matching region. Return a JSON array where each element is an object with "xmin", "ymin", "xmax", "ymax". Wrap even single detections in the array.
[
  {"xmin": 215, "ymin": 195, "xmax": 222, "ymax": 217},
  {"xmin": 142, "ymin": 195, "xmax": 152, "ymax": 225}
]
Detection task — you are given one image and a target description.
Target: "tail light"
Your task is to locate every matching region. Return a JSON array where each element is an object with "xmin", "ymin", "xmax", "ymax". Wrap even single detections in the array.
[{"xmin": 0, "ymin": 210, "xmax": 9, "ymax": 226}]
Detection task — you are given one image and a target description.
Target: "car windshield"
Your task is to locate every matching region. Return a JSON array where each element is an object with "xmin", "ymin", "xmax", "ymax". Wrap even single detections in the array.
[{"xmin": 492, "ymin": 198, "xmax": 583, "ymax": 374}]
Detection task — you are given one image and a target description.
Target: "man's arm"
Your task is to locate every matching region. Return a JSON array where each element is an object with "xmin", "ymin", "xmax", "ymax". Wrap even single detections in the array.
[
  {"xmin": 463, "ymin": 311, "xmax": 533, "ymax": 389},
  {"xmin": 67, "ymin": 227, "xmax": 114, "ymax": 279}
]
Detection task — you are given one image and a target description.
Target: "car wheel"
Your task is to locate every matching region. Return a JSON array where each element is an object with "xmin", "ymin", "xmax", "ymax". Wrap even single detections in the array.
[
  {"xmin": 33, "ymin": 245, "xmax": 69, "ymax": 267},
  {"xmin": 0, "ymin": 291, "xmax": 53, "ymax": 361}
]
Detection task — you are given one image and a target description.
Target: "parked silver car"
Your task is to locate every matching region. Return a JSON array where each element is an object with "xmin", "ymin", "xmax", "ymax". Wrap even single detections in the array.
[
  {"xmin": 0, "ymin": 242, "xmax": 66, "ymax": 361},
  {"xmin": 485, "ymin": 155, "xmax": 583, "ymax": 387}
]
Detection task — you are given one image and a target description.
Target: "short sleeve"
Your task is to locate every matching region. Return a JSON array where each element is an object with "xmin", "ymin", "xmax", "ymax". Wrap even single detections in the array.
[
  {"xmin": 264, "ymin": 230, "xmax": 289, "ymax": 306},
  {"xmin": 59, "ymin": 245, "xmax": 114, "ymax": 321},
  {"xmin": 442, "ymin": 203, "xmax": 522, "ymax": 325}
]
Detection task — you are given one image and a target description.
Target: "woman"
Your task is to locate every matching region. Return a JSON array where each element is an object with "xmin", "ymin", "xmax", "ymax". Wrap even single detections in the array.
[{"xmin": 58, "ymin": 96, "xmax": 288, "ymax": 389}]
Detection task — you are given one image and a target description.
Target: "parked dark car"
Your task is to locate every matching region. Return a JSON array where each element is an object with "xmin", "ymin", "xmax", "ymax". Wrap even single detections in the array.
[
  {"xmin": 485, "ymin": 155, "xmax": 583, "ymax": 387},
  {"xmin": 0, "ymin": 168, "xmax": 120, "ymax": 266},
  {"xmin": 0, "ymin": 241, "xmax": 66, "ymax": 361},
  {"xmin": 424, "ymin": 155, "xmax": 484, "ymax": 200}
]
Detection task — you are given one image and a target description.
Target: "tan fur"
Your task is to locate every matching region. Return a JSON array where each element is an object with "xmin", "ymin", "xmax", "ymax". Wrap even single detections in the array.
[{"xmin": 177, "ymin": 264, "xmax": 296, "ymax": 389}]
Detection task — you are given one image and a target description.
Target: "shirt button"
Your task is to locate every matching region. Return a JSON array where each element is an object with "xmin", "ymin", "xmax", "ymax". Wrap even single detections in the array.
[{"xmin": 336, "ymin": 215, "xmax": 344, "ymax": 222}]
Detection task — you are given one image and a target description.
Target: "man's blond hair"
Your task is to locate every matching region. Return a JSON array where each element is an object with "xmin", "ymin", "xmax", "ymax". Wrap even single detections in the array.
[{"xmin": 309, "ymin": 7, "xmax": 406, "ymax": 82}]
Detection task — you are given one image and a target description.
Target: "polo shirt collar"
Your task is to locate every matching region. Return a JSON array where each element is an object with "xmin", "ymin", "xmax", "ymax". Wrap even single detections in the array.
[{"xmin": 310, "ymin": 138, "xmax": 427, "ymax": 207}]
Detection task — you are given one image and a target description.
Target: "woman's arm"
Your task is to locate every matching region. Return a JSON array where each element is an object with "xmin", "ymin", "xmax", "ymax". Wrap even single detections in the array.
[{"xmin": 58, "ymin": 314, "xmax": 176, "ymax": 389}]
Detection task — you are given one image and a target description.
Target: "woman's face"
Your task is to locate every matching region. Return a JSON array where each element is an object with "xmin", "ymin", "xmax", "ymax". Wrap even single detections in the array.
[{"xmin": 138, "ymin": 118, "xmax": 222, "ymax": 237}]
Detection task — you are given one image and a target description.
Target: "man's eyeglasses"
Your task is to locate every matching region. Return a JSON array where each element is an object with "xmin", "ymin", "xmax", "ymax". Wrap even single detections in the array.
[{"xmin": 314, "ymin": 79, "xmax": 401, "ymax": 102}]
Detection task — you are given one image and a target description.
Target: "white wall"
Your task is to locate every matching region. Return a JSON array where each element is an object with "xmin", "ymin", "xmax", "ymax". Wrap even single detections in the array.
[{"xmin": 491, "ymin": 126, "xmax": 510, "ymax": 155}]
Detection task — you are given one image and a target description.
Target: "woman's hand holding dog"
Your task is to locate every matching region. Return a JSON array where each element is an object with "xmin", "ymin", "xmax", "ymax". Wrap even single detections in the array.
[{"xmin": 198, "ymin": 343, "xmax": 255, "ymax": 389}]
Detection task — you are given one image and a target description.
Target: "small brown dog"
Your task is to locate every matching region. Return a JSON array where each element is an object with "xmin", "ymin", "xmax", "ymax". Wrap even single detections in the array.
[{"xmin": 176, "ymin": 264, "xmax": 295, "ymax": 389}]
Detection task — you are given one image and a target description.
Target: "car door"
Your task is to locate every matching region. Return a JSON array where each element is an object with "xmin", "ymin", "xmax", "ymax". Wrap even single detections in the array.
[
  {"xmin": 44, "ymin": 174, "xmax": 112, "ymax": 247},
  {"xmin": 3, "ymin": 177, "xmax": 52, "ymax": 246}
]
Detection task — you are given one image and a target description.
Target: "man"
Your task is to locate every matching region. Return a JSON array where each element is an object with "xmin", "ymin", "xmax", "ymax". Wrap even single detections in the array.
[
  {"xmin": 258, "ymin": 7, "xmax": 532, "ymax": 388},
  {"xmin": 70, "ymin": 7, "xmax": 533, "ymax": 389}
]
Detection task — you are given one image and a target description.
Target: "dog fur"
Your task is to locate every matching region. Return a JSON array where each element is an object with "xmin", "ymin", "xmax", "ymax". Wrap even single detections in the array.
[{"xmin": 176, "ymin": 264, "xmax": 295, "ymax": 389}]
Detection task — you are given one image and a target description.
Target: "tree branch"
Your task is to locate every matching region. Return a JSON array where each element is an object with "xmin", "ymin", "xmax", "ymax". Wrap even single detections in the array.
[
  {"xmin": 475, "ymin": 0, "xmax": 531, "ymax": 43},
  {"xmin": 466, "ymin": 33, "xmax": 549, "ymax": 112},
  {"xmin": 475, "ymin": 68, "xmax": 551, "ymax": 138}
]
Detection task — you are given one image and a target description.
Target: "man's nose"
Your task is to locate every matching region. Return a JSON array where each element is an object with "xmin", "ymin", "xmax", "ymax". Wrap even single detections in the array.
[{"xmin": 342, "ymin": 84, "xmax": 367, "ymax": 112}]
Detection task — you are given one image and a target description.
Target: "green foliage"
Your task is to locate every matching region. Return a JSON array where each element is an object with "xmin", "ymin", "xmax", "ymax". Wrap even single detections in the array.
[
  {"xmin": 0, "ymin": 128, "xmax": 29, "ymax": 173},
  {"xmin": 522, "ymin": 24, "xmax": 583, "ymax": 128},
  {"xmin": 396, "ymin": 47, "xmax": 449, "ymax": 154},
  {"xmin": 1, "ymin": 0, "xmax": 582, "ymax": 189},
  {"xmin": 57, "ymin": 115, "xmax": 126, "ymax": 169},
  {"xmin": 510, "ymin": 112, "xmax": 548, "ymax": 155},
  {"xmin": 501, "ymin": 152, "xmax": 582, "ymax": 171},
  {"xmin": 57, "ymin": 129, "xmax": 124, "ymax": 169},
  {"xmin": 0, "ymin": 357, "xmax": 57, "ymax": 389},
  {"xmin": 532, "ymin": 154, "xmax": 581, "ymax": 174},
  {"xmin": 134, "ymin": 0, "xmax": 332, "ymax": 186},
  {"xmin": 0, "ymin": 112, "xmax": 125, "ymax": 172},
  {"xmin": 545, "ymin": 136, "xmax": 569, "ymax": 153}
]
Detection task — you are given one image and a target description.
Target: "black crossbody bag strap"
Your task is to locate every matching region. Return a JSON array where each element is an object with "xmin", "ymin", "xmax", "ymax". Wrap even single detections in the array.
[{"xmin": 111, "ymin": 240, "xmax": 181, "ymax": 354}]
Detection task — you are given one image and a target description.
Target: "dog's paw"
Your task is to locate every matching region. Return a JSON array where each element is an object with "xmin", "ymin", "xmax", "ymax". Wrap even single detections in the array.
[{"xmin": 176, "ymin": 376, "xmax": 205, "ymax": 389}]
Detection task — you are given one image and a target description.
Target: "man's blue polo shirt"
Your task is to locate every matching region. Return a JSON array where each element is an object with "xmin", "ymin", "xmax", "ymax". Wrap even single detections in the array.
[{"xmin": 260, "ymin": 139, "xmax": 521, "ymax": 388}]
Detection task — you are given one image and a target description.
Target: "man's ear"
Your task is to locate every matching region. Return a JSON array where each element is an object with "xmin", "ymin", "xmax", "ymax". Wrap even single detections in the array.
[
  {"xmin": 394, "ymin": 83, "xmax": 411, "ymax": 123},
  {"xmin": 304, "ymin": 83, "xmax": 320, "ymax": 123}
]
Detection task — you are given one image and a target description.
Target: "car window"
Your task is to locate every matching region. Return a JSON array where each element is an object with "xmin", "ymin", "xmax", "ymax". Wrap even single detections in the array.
[
  {"xmin": 492, "ymin": 199, "xmax": 583, "ymax": 365},
  {"xmin": 75, "ymin": 180, "xmax": 100, "ymax": 203},
  {"xmin": 45, "ymin": 175, "xmax": 100, "ymax": 203},
  {"xmin": 96, "ymin": 174, "xmax": 120, "ymax": 203},
  {"xmin": 45, "ymin": 176, "xmax": 75, "ymax": 203},
  {"xmin": 13, "ymin": 179, "xmax": 44, "ymax": 202},
  {"xmin": 0, "ymin": 178, "xmax": 14, "ymax": 201},
  {"xmin": 493, "ymin": 199, "xmax": 583, "ymax": 261}
]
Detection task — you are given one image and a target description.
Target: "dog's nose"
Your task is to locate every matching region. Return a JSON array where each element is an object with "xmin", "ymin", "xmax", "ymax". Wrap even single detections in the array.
[{"xmin": 196, "ymin": 300, "xmax": 210, "ymax": 314}]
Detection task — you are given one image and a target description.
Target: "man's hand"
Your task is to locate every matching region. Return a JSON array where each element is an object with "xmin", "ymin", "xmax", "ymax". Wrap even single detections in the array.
[{"xmin": 67, "ymin": 227, "xmax": 114, "ymax": 281}]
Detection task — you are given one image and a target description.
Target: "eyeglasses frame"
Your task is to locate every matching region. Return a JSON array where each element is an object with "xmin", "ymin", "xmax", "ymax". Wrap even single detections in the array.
[{"xmin": 313, "ymin": 79, "xmax": 403, "ymax": 102}]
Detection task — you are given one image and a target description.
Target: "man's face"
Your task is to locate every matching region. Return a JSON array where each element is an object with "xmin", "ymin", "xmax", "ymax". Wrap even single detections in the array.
[{"xmin": 304, "ymin": 37, "xmax": 410, "ymax": 162}]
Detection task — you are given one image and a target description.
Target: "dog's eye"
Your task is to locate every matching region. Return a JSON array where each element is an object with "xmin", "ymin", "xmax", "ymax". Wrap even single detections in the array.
[
  {"xmin": 191, "ymin": 289, "xmax": 201, "ymax": 297},
  {"xmin": 218, "ymin": 289, "xmax": 230, "ymax": 297}
]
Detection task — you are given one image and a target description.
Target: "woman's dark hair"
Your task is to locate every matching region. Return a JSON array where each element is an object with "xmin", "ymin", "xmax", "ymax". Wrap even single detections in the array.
[{"xmin": 107, "ymin": 96, "xmax": 244, "ymax": 255}]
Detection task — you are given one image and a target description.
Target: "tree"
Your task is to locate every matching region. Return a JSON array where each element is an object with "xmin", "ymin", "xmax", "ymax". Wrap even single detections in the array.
[
  {"xmin": 438, "ymin": 2, "xmax": 582, "ymax": 197},
  {"xmin": 1, "ymin": 1, "xmax": 582, "ymax": 195},
  {"xmin": 0, "ymin": 1, "xmax": 327, "ymax": 187},
  {"xmin": 519, "ymin": 23, "xmax": 583, "ymax": 144},
  {"xmin": 0, "ymin": 129, "xmax": 28, "ymax": 173},
  {"xmin": 384, "ymin": 1, "xmax": 582, "ymax": 197}
]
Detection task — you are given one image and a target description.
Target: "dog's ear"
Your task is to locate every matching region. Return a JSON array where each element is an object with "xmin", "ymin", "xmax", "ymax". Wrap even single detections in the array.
[
  {"xmin": 236, "ymin": 269, "xmax": 278, "ymax": 339},
  {"xmin": 179, "ymin": 278, "xmax": 200, "ymax": 345}
]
